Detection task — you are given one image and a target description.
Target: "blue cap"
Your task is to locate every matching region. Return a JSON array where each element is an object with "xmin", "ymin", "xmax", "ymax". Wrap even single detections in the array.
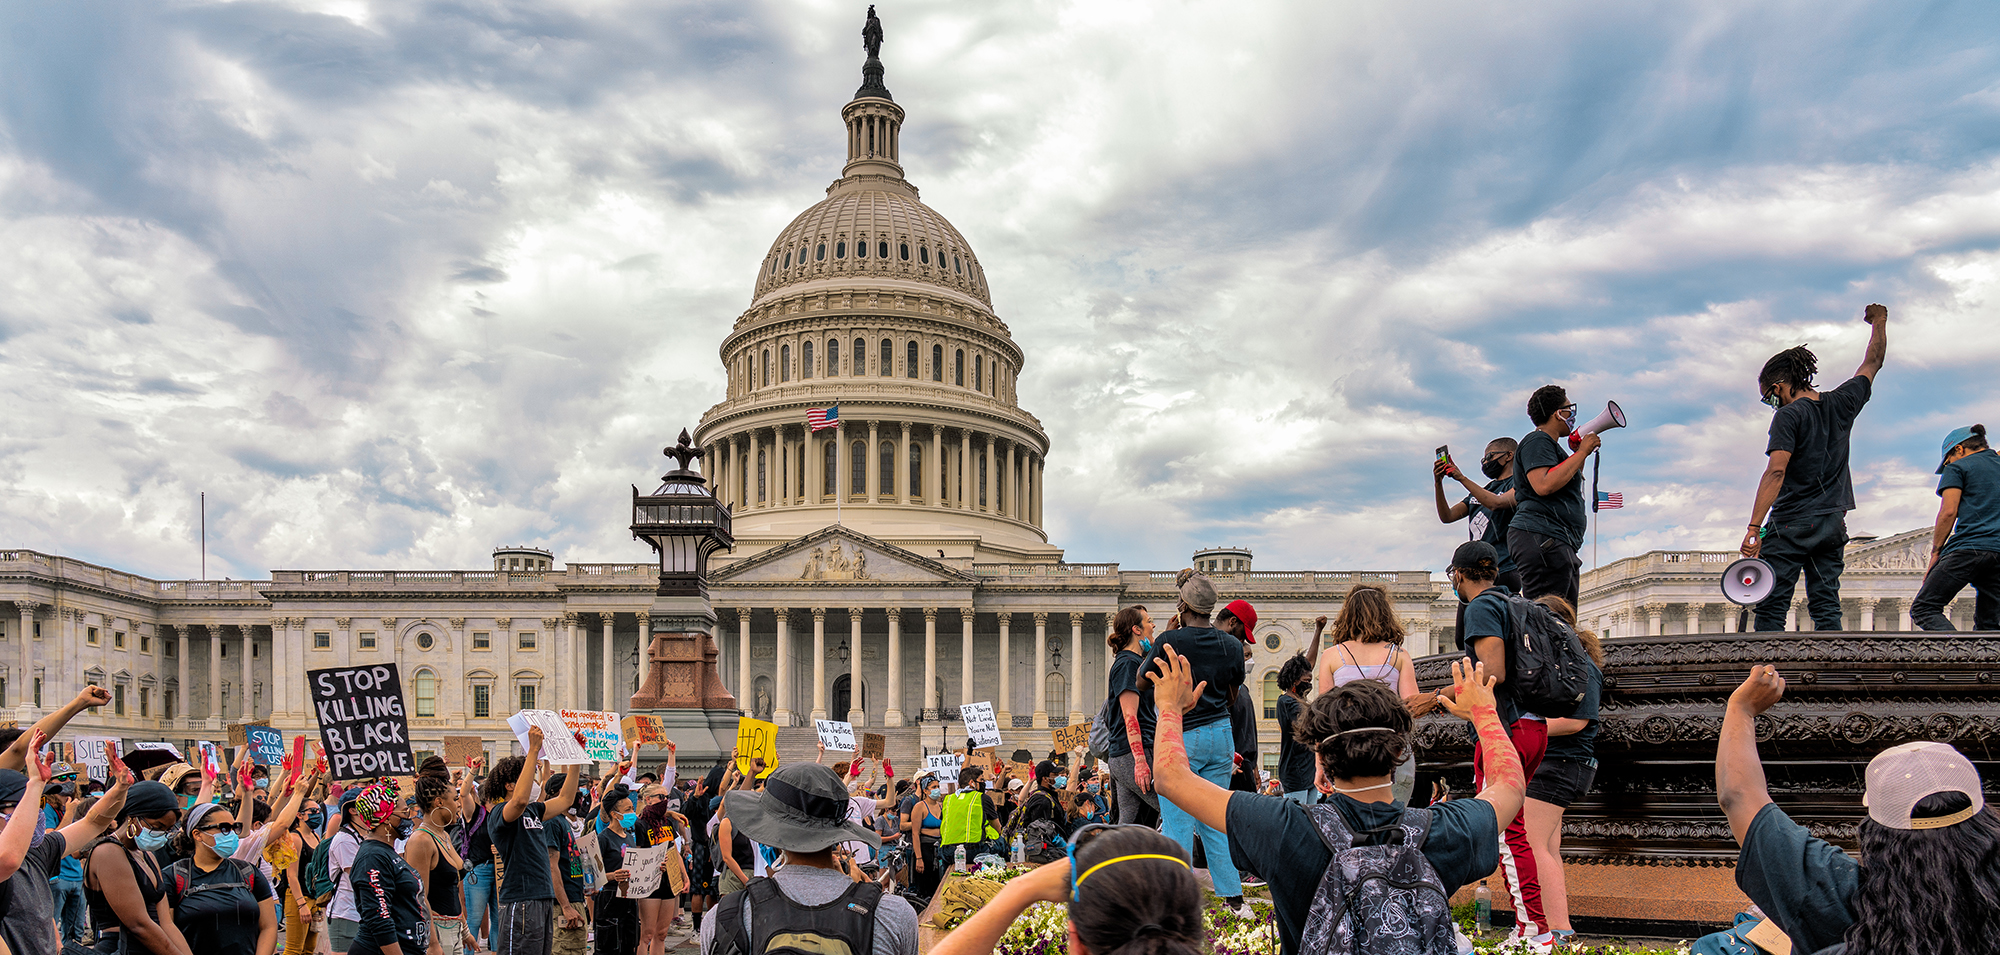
[{"xmin": 1939, "ymin": 426, "xmax": 1977, "ymax": 474}]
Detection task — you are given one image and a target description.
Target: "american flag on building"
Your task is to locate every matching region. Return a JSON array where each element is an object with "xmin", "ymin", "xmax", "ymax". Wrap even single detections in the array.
[
  {"xmin": 807, "ymin": 406, "xmax": 840, "ymax": 432},
  {"xmin": 1596, "ymin": 490, "xmax": 1624, "ymax": 510}
]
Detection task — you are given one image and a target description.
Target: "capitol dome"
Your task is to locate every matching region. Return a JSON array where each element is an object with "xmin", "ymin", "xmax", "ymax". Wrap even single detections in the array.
[{"xmin": 693, "ymin": 25, "xmax": 1058, "ymax": 566}]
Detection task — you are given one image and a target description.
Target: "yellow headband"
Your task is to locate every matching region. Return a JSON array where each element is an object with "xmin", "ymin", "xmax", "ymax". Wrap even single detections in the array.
[{"xmin": 1073, "ymin": 853, "xmax": 1190, "ymax": 891}]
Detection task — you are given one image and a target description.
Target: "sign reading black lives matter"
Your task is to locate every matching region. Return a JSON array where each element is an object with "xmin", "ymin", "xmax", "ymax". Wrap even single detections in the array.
[{"xmin": 309, "ymin": 665, "xmax": 416, "ymax": 781}]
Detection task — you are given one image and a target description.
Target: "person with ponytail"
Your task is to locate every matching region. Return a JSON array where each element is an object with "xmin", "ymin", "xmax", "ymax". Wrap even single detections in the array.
[
  {"xmin": 1101, "ymin": 605, "xmax": 1159, "ymax": 824},
  {"xmin": 84, "ymin": 780, "xmax": 192, "ymax": 955},
  {"xmin": 1915, "ymin": 423, "xmax": 2000, "ymax": 631},
  {"xmin": 403, "ymin": 759, "xmax": 474, "ymax": 955},
  {"xmin": 930, "ymin": 827, "xmax": 1203, "ymax": 955},
  {"xmin": 1739, "ymin": 303, "xmax": 1888, "ymax": 631},
  {"xmin": 346, "ymin": 783, "xmax": 426, "ymax": 955}
]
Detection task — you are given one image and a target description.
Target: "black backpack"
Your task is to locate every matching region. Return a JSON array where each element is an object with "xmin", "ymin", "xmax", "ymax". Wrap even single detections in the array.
[
  {"xmin": 711, "ymin": 876, "xmax": 882, "ymax": 955},
  {"xmin": 1498, "ymin": 593, "xmax": 1594, "ymax": 719},
  {"xmin": 1297, "ymin": 805, "xmax": 1457, "ymax": 955}
]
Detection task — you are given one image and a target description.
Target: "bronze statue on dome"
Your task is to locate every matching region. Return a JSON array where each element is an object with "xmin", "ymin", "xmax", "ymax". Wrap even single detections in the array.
[{"xmin": 862, "ymin": 5, "xmax": 883, "ymax": 60}]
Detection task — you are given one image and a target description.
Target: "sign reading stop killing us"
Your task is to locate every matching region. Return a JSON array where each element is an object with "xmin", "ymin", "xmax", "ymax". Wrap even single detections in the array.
[{"xmin": 309, "ymin": 665, "xmax": 416, "ymax": 781}]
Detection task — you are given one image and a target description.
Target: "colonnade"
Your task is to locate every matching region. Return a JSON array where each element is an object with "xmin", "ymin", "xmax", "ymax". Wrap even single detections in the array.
[
  {"xmin": 703, "ymin": 421, "xmax": 1043, "ymax": 527},
  {"xmin": 1598, "ymin": 597, "xmax": 1973, "ymax": 637}
]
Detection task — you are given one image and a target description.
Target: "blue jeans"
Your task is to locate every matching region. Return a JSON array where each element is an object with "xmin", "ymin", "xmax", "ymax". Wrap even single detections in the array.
[
  {"xmin": 465, "ymin": 862, "xmax": 500, "ymax": 943},
  {"xmin": 51, "ymin": 879, "xmax": 86, "ymax": 943},
  {"xmin": 1159, "ymin": 719, "xmax": 1241, "ymax": 896}
]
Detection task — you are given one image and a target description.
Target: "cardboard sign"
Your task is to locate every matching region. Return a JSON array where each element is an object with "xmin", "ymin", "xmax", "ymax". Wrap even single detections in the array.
[
  {"xmin": 620, "ymin": 845, "xmax": 670, "ymax": 898},
  {"xmin": 1009, "ymin": 760, "xmax": 1035, "ymax": 783},
  {"xmin": 662, "ymin": 844, "xmax": 689, "ymax": 895},
  {"xmin": 558, "ymin": 710, "xmax": 624, "ymax": 762},
  {"xmin": 308, "ymin": 664, "xmax": 417, "ymax": 781},
  {"xmin": 443, "ymin": 736, "xmax": 485, "ymax": 765},
  {"xmin": 246, "ymin": 725, "xmax": 285, "ymax": 766},
  {"xmin": 228, "ymin": 720, "xmax": 270, "ymax": 748},
  {"xmin": 621, "ymin": 714, "xmax": 670, "ymax": 750},
  {"xmin": 506, "ymin": 710, "xmax": 590, "ymax": 765},
  {"xmin": 959, "ymin": 702, "xmax": 1002, "ymax": 749},
  {"xmin": 815, "ymin": 720, "xmax": 856, "ymax": 752},
  {"xmin": 860, "ymin": 733, "xmax": 885, "ymax": 760},
  {"xmin": 577, "ymin": 824, "xmax": 606, "ymax": 892},
  {"xmin": 1051, "ymin": 722, "xmax": 1090, "ymax": 753},
  {"xmin": 735, "ymin": 717, "xmax": 779, "ymax": 778}
]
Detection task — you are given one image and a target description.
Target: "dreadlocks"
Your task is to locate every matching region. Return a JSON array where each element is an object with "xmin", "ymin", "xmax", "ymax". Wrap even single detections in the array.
[{"xmin": 1759, "ymin": 344, "xmax": 1818, "ymax": 392}]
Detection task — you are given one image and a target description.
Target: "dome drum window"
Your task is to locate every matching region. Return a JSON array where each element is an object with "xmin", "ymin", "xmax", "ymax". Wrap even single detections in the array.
[
  {"xmin": 906, "ymin": 341, "xmax": 919, "ymax": 378},
  {"xmin": 880, "ymin": 338, "xmax": 892, "ymax": 377},
  {"xmin": 799, "ymin": 246, "xmax": 809, "ymax": 267},
  {"xmin": 899, "ymin": 242, "xmax": 910, "ymax": 261},
  {"xmin": 919, "ymin": 246, "xmax": 930, "ymax": 265},
  {"xmin": 857, "ymin": 239, "xmax": 868, "ymax": 259},
  {"xmin": 826, "ymin": 338, "xmax": 839, "ymax": 376},
  {"xmin": 854, "ymin": 337, "xmax": 866, "ymax": 374},
  {"xmin": 836, "ymin": 241, "xmax": 847, "ymax": 259},
  {"xmin": 816, "ymin": 243, "xmax": 826, "ymax": 261},
  {"xmin": 878, "ymin": 241, "xmax": 889, "ymax": 259},
  {"xmin": 803, "ymin": 340, "xmax": 814, "ymax": 378}
]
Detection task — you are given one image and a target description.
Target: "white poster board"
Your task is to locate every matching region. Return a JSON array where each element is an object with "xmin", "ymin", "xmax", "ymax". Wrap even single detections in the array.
[
  {"xmin": 814, "ymin": 720, "xmax": 856, "ymax": 752},
  {"xmin": 620, "ymin": 844, "xmax": 670, "ymax": 898},
  {"xmin": 923, "ymin": 753, "xmax": 963, "ymax": 778},
  {"xmin": 132, "ymin": 741, "xmax": 183, "ymax": 759},
  {"xmin": 507, "ymin": 710, "xmax": 591, "ymax": 765},
  {"xmin": 74, "ymin": 736, "xmax": 115, "ymax": 782},
  {"xmin": 959, "ymin": 702, "xmax": 1002, "ymax": 749},
  {"xmin": 577, "ymin": 823, "xmax": 606, "ymax": 893}
]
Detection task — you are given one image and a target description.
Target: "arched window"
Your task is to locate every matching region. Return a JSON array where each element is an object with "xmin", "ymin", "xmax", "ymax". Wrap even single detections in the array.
[
  {"xmin": 975, "ymin": 355, "xmax": 983, "ymax": 392},
  {"xmin": 1045, "ymin": 672, "xmax": 1067, "ymax": 720},
  {"xmin": 799, "ymin": 245, "xmax": 808, "ymax": 266},
  {"xmin": 878, "ymin": 241, "xmax": 889, "ymax": 259},
  {"xmin": 769, "ymin": 256, "xmax": 777, "ymax": 276},
  {"xmin": 857, "ymin": 237, "xmax": 868, "ymax": 259},
  {"xmin": 835, "ymin": 241, "xmax": 846, "ymax": 259},
  {"xmin": 931, "ymin": 344, "xmax": 943, "ymax": 382},
  {"xmin": 881, "ymin": 338, "xmax": 893, "ymax": 377},
  {"xmin": 879, "ymin": 441, "xmax": 895, "ymax": 495},
  {"xmin": 761, "ymin": 349, "xmax": 770, "ymax": 386},
  {"xmin": 824, "ymin": 339, "xmax": 837, "ymax": 377},
  {"xmin": 954, "ymin": 350, "xmax": 965, "ymax": 386},
  {"xmin": 757, "ymin": 448, "xmax": 768, "ymax": 502},
  {"xmin": 816, "ymin": 243, "xmax": 826, "ymax": 261},
  {"xmin": 414, "ymin": 669, "xmax": 438, "ymax": 717},
  {"xmin": 899, "ymin": 242, "xmax": 910, "ymax": 261},
  {"xmin": 954, "ymin": 254, "xmax": 962, "ymax": 274},
  {"xmin": 909, "ymin": 443, "xmax": 923, "ymax": 500},
  {"xmin": 919, "ymin": 245, "xmax": 930, "ymax": 264},
  {"xmin": 823, "ymin": 441, "xmax": 838, "ymax": 497},
  {"xmin": 1262, "ymin": 671, "xmax": 1281, "ymax": 719},
  {"xmin": 780, "ymin": 344, "xmax": 791, "ymax": 382},
  {"xmin": 907, "ymin": 340, "xmax": 919, "ymax": 378},
  {"xmin": 855, "ymin": 338, "xmax": 866, "ymax": 374},
  {"xmin": 783, "ymin": 251, "xmax": 792, "ymax": 269},
  {"xmin": 850, "ymin": 440, "xmax": 866, "ymax": 497}
]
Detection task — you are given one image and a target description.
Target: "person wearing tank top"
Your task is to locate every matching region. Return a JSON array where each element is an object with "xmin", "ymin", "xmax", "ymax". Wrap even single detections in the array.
[
  {"xmin": 84, "ymin": 780, "xmax": 186, "ymax": 955},
  {"xmin": 406, "ymin": 764, "xmax": 474, "ymax": 955},
  {"xmin": 1311, "ymin": 584, "xmax": 1432, "ymax": 803}
]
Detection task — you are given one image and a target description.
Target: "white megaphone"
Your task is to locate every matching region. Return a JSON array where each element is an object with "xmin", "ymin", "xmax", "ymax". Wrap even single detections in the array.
[
  {"xmin": 1568, "ymin": 400, "xmax": 1627, "ymax": 450},
  {"xmin": 1721, "ymin": 557, "xmax": 1776, "ymax": 606}
]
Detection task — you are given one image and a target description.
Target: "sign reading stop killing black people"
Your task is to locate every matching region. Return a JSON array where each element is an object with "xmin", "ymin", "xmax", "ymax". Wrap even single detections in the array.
[{"xmin": 309, "ymin": 665, "xmax": 416, "ymax": 781}]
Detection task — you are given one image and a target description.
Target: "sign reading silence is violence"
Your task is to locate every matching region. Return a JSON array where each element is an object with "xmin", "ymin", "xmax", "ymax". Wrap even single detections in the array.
[{"xmin": 309, "ymin": 664, "xmax": 416, "ymax": 781}]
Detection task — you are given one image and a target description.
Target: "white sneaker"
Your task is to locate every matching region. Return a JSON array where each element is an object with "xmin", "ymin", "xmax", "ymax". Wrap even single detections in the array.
[
  {"xmin": 1227, "ymin": 901, "xmax": 1257, "ymax": 920},
  {"xmin": 1496, "ymin": 930, "xmax": 1553, "ymax": 955}
]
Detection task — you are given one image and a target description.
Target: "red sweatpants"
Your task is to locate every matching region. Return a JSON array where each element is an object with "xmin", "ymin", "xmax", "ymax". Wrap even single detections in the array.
[{"xmin": 1473, "ymin": 717, "xmax": 1548, "ymax": 937}]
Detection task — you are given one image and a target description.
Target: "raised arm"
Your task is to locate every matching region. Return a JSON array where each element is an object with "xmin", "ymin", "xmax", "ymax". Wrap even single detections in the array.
[
  {"xmin": 1119, "ymin": 691, "xmax": 1150, "ymax": 793},
  {"xmin": 0, "ymin": 730, "xmax": 52, "ymax": 879},
  {"xmin": 1856, "ymin": 304, "xmax": 1887, "ymax": 381},
  {"xmin": 1145, "ymin": 649, "xmax": 1227, "ymax": 833},
  {"xmin": 1439, "ymin": 660, "xmax": 1524, "ymax": 827},
  {"xmin": 543, "ymin": 759, "xmax": 582, "ymax": 818},
  {"xmin": 62, "ymin": 742, "xmax": 129, "ymax": 848},
  {"xmin": 1303, "ymin": 615, "xmax": 1328, "ymax": 671},
  {"xmin": 1717, "ymin": 666, "xmax": 1786, "ymax": 845},
  {"xmin": 1433, "ymin": 459, "xmax": 1470, "ymax": 523},
  {"xmin": 0, "ymin": 686, "xmax": 110, "ymax": 770},
  {"xmin": 502, "ymin": 726, "xmax": 543, "ymax": 823}
]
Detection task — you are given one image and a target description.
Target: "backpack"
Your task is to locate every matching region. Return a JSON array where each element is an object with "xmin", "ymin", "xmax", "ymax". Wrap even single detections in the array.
[
  {"xmin": 1000, "ymin": 790, "xmax": 1069, "ymax": 864},
  {"xmin": 1297, "ymin": 805, "xmax": 1457, "ymax": 955},
  {"xmin": 1498, "ymin": 593, "xmax": 1594, "ymax": 720},
  {"xmin": 302, "ymin": 827, "xmax": 350, "ymax": 902},
  {"xmin": 711, "ymin": 876, "xmax": 882, "ymax": 955},
  {"xmin": 1089, "ymin": 698, "xmax": 1117, "ymax": 757},
  {"xmin": 165, "ymin": 857, "xmax": 260, "ymax": 909}
]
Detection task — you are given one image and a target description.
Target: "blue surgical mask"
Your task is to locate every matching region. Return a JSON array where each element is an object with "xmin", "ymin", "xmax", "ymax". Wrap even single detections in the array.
[
  {"xmin": 136, "ymin": 827, "xmax": 170, "ymax": 851},
  {"xmin": 1053, "ymin": 776, "xmax": 1068, "ymax": 789},
  {"xmin": 1139, "ymin": 639, "xmax": 1153, "ymax": 655},
  {"xmin": 255, "ymin": 779, "xmax": 269, "ymax": 790},
  {"xmin": 306, "ymin": 811, "xmax": 325, "ymax": 831},
  {"xmin": 210, "ymin": 831, "xmax": 240, "ymax": 857},
  {"xmin": 1085, "ymin": 783, "xmax": 1100, "ymax": 795},
  {"xmin": 621, "ymin": 812, "xmax": 638, "ymax": 830}
]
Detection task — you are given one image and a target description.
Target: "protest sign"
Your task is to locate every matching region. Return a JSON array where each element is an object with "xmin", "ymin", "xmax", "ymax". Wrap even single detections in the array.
[
  {"xmin": 735, "ymin": 717, "xmax": 778, "ymax": 777},
  {"xmin": 814, "ymin": 720, "xmax": 856, "ymax": 752},
  {"xmin": 620, "ymin": 845, "xmax": 670, "ymax": 898},
  {"xmin": 245, "ymin": 725, "xmax": 285, "ymax": 766},
  {"xmin": 443, "ymin": 736, "xmax": 485, "ymax": 765},
  {"xmin": 578, "ymin": 826, "xmax": 606, "ymax": 892},
  {"xmin": 971, "ymin": 747, "xmax": 996, "ymax": 764},
  {"xmin": 133, "ymin": 741, "xmax": 183, "ymax": 759},
  {"xmin": 228, "ymin": 720, "xmax": 270, "ymax": 748},
  {"xmin": 196, "ymin": 741, "xmax": 225, "ymax": 777},
  {"xmin": 960, "ymin": 702, "xmax": 1002, "ymax": 749},
  {"xmin": 860, "ymin": 733, "xmax": 885, "ymax": 760},
  {"xmin": 558, "ymin": 710, "xmax": 624, "ymax": 762},
  {"xmin": 923, "ymin": 753, "xmax": 963, "ymax": 777},
  {"xmin": 1051, "ymin": 721, "xmax": 1090, "ymax": 753},
  {"xmin": 621, "ymin": 714, "xmax": 673, "ymax": 750},
  {"xmin": 663, "ymin": 845, "xmax": 689, "ymax": 895},
  {"xmin": 1009, "ymin": 760, "xmax": 1035, "ymax": 783},
  {"xmin": 74, "ymin": 736, "xmax": 114, "ymax": 782},
  {"xmin": 506, "ymin": 710, "xmax": 590, "ymax": 765},
  {"xmin": 308, "ymin": 664, "xmax": 416, "ymax": 781}
]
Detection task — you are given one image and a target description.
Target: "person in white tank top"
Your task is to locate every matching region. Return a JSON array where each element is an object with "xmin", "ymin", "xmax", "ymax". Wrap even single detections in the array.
[{"xmin": 1310, "ymin": 584, "xmax": 1434, "ymax": 802}]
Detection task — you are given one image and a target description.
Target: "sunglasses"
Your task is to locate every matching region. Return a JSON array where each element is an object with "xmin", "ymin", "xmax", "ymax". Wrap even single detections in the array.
[{"xmin": 197, "ymin": 822, "xmax": 243, "ymax": 834}]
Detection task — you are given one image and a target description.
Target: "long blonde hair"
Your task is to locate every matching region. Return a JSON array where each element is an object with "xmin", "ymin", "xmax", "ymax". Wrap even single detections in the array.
[
  {"xmin": 1534, "ymin": 595, "xmax": 1605, "ymax": 666},
  {"xmin": 1330, "ymin": 584, "xmax": 1405, "ymax": 645}
]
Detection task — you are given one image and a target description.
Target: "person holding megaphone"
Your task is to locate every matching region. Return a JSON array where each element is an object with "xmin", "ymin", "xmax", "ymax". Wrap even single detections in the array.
[{"xmin": 1509, "ymin": 385, "xmax": 1598, "ymax": 607}]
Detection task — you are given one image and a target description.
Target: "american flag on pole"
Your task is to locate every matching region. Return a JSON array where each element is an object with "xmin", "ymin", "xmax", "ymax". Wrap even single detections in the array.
[
  {"xmin": 807, "ymin": 406, "xmax": 840, "ymax": 432},
  {"xmin": 1596, "ymin": 490, "xmax": 1624, "ymax": 509}
]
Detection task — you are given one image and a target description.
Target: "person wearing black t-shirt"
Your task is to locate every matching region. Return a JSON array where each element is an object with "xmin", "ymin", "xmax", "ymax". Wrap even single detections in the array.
[
  {"xmin": 1101, "ymin": 605, "xmax": 1158, "ymax": 823},
  {"xmin": 166, "ymin": 803, "xmax": 278, "ymax": 955},
  {"xmin": 1915, "ymin": 424, "xmax": 2000, "ymax": 630},
  {"xmin": 593, "ymin": 789, "xmax": 641, "ymax": 955},
  {"xmin": 347, "ymin": 782, "xmax": 427, "ymax": 955},
  {"xmin": 482, "ymin": 726, "xmax": 580, "ymax": 955},
  {"xmin": 542, "ymin": 774, "xmax": 589, "ymax": 955},
  {"xmin": 1272, "ymin": 655, "xmax": 1316, "ymax": 803},
  {"xmin": 1741, "ymin": 305, "xmax": 1887, "ymax": 632},
  {"xmin": 1437, "ymin": 436, "xmax": 1525, "ymax": 640},
  {"xmin": 1508, "ymin": 385, "xmax": 1598, "ymax": 607}
]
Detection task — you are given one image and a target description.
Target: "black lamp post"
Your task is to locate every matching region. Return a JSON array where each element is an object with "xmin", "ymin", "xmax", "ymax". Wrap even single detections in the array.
[{"xmin": 631, "ymin": 430, "xmax": 734, "ymax": 597}]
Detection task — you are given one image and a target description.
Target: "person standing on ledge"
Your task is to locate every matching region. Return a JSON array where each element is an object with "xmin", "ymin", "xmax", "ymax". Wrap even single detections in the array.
[
  {"xmin": 1510, "ymin": 386, "xmax": 1598, "ymax": 607},
  {"xmin": 1914, "ymin": 424, "xmax": 2000, "ymax": 631},
  {"xmin": 1740, "ymin": 304, "xmax": 1888, "ymax": 631}
]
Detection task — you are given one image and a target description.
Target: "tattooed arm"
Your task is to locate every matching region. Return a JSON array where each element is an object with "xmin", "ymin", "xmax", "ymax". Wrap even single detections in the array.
[
  {"xmin": 1119, "ymin": 691, "xmax": 1151, "ymax": 792},
  {"xmin": 1145, "ymin": 649, "xmax": 1227, "ymax": 832},
  {"xmin": 1439, "ymin": 660, "xmax": 1524, "ymax": 827}
]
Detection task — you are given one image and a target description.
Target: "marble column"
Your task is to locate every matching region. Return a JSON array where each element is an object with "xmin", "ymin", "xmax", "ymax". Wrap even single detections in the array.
[
  {"xmin": 1031, "ymin": 613, "xmax": 1049, "ymax": 728},
  {"xmin": 1898, "ymin": 599, "xmax": 1913, "ymax": 631},
  {"xmin": 636, "ymin": 614, "xmax": 651, "ymax": 702},
  {"xmin": 1645, "ymin": 604, "xmax": 1665, "ymax": 637},
  {"xmin": 885, "ymin": 610, "xmax": 905, "ymax": 726},
  {"xmin": 983, "ymin": 433, "xmax": 996, "ymax": 513},
  {"xmin": 774, "ymin": 609, "xmax": 793, "ymax": 726},
  {"xmin": 996, "ymin": 613, "xmax": 1013, "ymax": 726},
  {"xmin": 835, "ymin": 422, "xmax": 848, "ymax": 506},
  {"xmin": 15, "ymin": 603, "xmax": 36, "ymax": 715},
  {"xmin": 1006, "ymin": 442, "xmax": 1018, "ymax": 519},
  {"xmin": 867, "ymin": 422, "xmax": 880, "ymax": 505},
  {"xmin": 809, "ymin": 608, "xmax": 828, "ymax": 722},
  {"xmin": 1684, "ymin": 604, "xmax": 1703, "ymax": 636},
  {"xmin": 1068, "ymin": 612, "xmax": 1085, "ymax": 723},
  {"xmin": 959, "ymin": 608, "xmax": 974, "ymax": 710},
  {"xmin": 1722, "ymin": 607, "xmax": 1740, "ymax": 633},
  {"xmin": 240, "ymin": 624, "xmax": 255, "ymax": 719},
  {"xmin": 1860, "ymin": 599, "xmax": 1878, "ymax": 632},
  {"xmin": 209, "ymin": 625, "xmax": 223, "ymax": 720},
  {"xmin": 176, "ymin": 623, "xmax": 190, "ymax": 726},
  {"xmin": 737, "ymin": 610, "xmax": 752, "ymax": 708},
  {"xmin": 898, "ymin": 422, "xmax": 912, "ymax": 505},
  {"xmin": 922, "ymin": 608, "xmax": 938, "ymax": 719},
  {"xmin": 561, "ymin": 613, "xmax": 579, "ymax": 708},
  {"xmin": 846, "ymin": 607, "xmax": 865, "ymax": 725},
  {"xmin": 932, "ymin": 427, "xmax": 945, "ymax": 509},
  {"xmin": 959, "ymin": 430, "xmax": 972, "ymax": 509}
]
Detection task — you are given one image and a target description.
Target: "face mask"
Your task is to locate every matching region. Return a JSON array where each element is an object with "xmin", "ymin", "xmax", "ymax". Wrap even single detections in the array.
[
  {"xmin": 622, "ymin": 812, "xmax": 639, "ymax": 830},
  {"xmin": 210, "ymin": 831, "xmax": 240, "ymax": 857},
  {"xmin": 394, "ymin": 818, "xmax": 415, "ymax": 840},
  {"xmin": 1480, "ymin": 456, "xmax": 1506, "ymax": 480},
  {"xmin": 135, "ymin": 827, "xmax": 171, "ymax": 851},
  {"xmin": 255, "ymin": 779, "xmax": 269, "ymax": 790},
  {"xmin": 1053, "ymin": 776, "xmax": 1068, "ymax": 789},
  {"xmin": 1762, "ymin": 390, "xmax": 1783, "ymax": 410},
  {"xmin": 306, "ymin": 811, "xmax": 325, "ymax": 831},
  {"xmin": 1139, "ymin": 639, "xmax": 1153, "ymax": 655},
  {"xmin": 1085, "ymin": 783, "xmax": 1101, "ymax": 795}
]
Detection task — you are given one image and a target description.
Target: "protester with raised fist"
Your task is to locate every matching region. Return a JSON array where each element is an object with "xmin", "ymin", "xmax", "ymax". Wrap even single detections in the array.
[{"xmin": 1739, "ymin": 303, "xmax": 1888, "ymax": 631}]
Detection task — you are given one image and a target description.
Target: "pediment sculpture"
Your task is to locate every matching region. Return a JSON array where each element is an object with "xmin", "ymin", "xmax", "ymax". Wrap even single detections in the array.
[{"xmin": 800, "ymin": 541, "xmax": 871, "ymax": 581}]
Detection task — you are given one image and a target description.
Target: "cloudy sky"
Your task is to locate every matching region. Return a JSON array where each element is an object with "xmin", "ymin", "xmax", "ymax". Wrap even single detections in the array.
[{"xmin": 4, "ymin": 0, "xmax": 1997, "ymax": 581}]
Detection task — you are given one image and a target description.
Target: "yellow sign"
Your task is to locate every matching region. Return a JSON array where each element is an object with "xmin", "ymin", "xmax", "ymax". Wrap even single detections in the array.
[{"xmin": 735, "ymin": 717, "xmax": 779, "ymax": 778}]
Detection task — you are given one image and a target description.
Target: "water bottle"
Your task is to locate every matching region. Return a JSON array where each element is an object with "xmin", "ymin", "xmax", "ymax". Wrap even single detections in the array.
[
  {"xmin": 1473, "ymin": 880, "xmax": 1492, "ymax": 932},
  {"xmin": 1011, "ymin": 833, "xmax": 1025, "ymax": 865},
  {"xmin": 954, "ymin": 844, "xmax": 966, "ymax": 872}
]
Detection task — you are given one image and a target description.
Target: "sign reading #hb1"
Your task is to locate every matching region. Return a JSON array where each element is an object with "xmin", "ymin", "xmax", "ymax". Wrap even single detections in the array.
[{"xmin": 309, "ymin": 665, "xmax": 416, "ymax": 781}]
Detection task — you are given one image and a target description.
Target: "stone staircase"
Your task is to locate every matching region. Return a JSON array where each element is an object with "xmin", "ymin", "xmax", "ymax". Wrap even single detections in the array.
[{"xmin": 772, "ymin": 724, "xmax": 1077, "ymax": 778}]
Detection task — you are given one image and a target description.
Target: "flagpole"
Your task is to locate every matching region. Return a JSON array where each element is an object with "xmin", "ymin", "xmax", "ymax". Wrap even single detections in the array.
[{"xmin": 1591, "ymin": 450, "xmax": 1600, "ymax": 571}]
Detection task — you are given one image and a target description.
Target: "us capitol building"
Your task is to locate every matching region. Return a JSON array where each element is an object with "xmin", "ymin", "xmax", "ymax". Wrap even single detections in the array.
[{"xmin": 0, "ymin": 30, "xmax": 1456, "ymax": 769}]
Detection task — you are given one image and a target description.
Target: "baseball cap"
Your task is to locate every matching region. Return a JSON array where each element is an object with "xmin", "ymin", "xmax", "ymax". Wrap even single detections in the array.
[
  {"xmin": 1221, "ymin": 599, "xmax": 1259, "ymax": 639},
  {"xmin": 1863, "ymin": 741, "xmax": 1986, "ymax": 830},
  {"xmin": 1938, "ymin": 425, "xmax": 1984, "ymax": 473},
  {"xmin": 1450, "ymin": 541, "xmax": 1499, "ymax": 576},
  {"xmin": 1178, "ymin": 575, "xmax": 1218, "ymax": 616}
]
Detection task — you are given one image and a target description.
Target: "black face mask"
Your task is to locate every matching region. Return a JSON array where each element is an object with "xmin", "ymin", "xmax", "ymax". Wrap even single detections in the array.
[
  {"xmin": 394, "ymin": 817, "xmax": 415, "ymax": 840},
  {"xmin": 1481, "ymin": 456, "xmax": 1507, "ymax": 480}
]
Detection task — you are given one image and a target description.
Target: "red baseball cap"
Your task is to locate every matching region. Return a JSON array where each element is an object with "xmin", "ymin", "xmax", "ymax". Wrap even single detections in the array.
[{"xmin": 1222, "ymin": 599, "xmax": 1258, "ymax": 640}]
